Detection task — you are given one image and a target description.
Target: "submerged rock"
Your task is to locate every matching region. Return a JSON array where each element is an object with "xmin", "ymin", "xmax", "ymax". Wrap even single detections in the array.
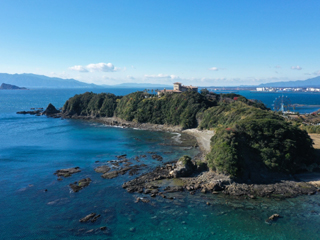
[
  {"xmin": 152, "ymin": 154, "xmax": 163, "ymax": 161},
  {"xmin": 79, "ymin": 213, "xmax": 100, "ymax": 223}
]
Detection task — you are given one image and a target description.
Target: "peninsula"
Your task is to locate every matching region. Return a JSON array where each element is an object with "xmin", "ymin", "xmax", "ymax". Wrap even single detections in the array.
[{"xmin": 18, "ymin": 85, "xmax": 320, "ymax": 198}]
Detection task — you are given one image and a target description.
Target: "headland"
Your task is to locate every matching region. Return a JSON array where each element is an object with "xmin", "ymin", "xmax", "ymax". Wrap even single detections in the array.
[{"xmin": 17, "ymin": 88, "xmax": 320, "ymax": 199}]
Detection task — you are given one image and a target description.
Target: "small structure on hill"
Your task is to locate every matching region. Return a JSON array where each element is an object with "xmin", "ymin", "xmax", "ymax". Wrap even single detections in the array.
[{"xmin": 157, "ymin": 82, "xmax": 198, "ymax": 96}]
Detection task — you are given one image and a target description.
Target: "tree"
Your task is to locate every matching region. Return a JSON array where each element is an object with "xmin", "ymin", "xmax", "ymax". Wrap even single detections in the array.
[{"xmin": 200, "ymin": 88, "xmax": 209, "ymax": 95}]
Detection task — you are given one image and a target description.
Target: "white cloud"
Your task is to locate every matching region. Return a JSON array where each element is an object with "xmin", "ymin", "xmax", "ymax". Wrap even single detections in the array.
[
  {"xmin": 69, "ymin": 65, "xmax": 89, "ymax": 72},
  {"xmin": 87, "ymin": 63, "xmax": 116, "ymax": 72},
  {"xmin": 144, "ymin": 74, "xmax": 180, "ymax": 80},
  {"xmin": 314, "ymin": 70, "xmax": 320, "ymax": 76},
  {"xmin": 291, "ymin": 65, "xmax": 302, "ymax": 70},
  {"xmin": 275, "ymin": 65, "xmax": 281, "ymax": 69},
  {"xmin": 209, "ymin": 67, "xmax": 219, "ymax": 71},
  {"xmin": 69, "ymin": 62, "xmax": 121, "ymax": 73}
]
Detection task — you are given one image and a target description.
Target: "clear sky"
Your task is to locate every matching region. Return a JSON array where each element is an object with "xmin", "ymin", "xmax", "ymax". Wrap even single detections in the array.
[{"xmin": 0, "ymin": 0, "xmax": 319, "ymax": 86}]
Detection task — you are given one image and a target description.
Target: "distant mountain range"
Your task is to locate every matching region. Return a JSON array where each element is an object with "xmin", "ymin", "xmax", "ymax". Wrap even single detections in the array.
[
  {"xmin": 0, "ymin": 73, "xmax": 101, "ymax": 88},
  {"xmin": 0, "ymin": 73, "xmax": 171, "ymax": 89},
  {"xmin": 259, "ymin": 76, "xmax": 320, "ymax": 88}
]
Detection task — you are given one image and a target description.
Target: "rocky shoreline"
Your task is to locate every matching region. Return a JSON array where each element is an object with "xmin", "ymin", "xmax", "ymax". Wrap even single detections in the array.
[
  {"xmin": 122, "ymin": 157, "xmax": 320, "ymax": 200},
  {"xmin": 18, "ymin": 104, "xmax": 320, "ymax": 199}
]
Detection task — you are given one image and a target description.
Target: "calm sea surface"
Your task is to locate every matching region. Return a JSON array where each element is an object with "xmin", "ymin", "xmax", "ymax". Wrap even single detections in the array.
[{"xmin": 1, "ymin": 88, "xmax": 320, "ymax": 239}]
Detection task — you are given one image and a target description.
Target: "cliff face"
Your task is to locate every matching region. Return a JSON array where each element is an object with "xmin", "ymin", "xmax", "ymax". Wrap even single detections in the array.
[
  {"xmin": 0, "ymin": 83, "xmax": 27, "ymax": 90},
  {"xmin": 61, "ymin": 91, "xmax": 317, "ymax": 178}
]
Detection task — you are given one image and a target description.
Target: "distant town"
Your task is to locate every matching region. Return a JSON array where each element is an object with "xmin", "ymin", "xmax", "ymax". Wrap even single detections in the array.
[
  {"xmin": 199, "ymin": 86, "xmax": 320, "ymax": 93},
  {"xmin": 255, "ymin": 87, "xmax": 320, "ymax": 92}
]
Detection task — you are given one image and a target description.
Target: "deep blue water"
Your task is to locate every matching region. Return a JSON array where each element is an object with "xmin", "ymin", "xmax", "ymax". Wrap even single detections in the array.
[{"xmin": 1, "ymin": 88, "xmax": 320, "ymax": 239}]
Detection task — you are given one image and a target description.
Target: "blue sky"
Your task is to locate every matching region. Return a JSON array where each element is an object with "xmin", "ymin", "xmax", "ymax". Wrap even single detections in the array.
[{"xmin": 0, "ymin": 0, "xmax": 319, "ymax": 86}]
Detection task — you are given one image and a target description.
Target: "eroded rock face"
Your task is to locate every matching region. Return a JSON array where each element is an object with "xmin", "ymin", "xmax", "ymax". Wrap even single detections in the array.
[{"xmin": 169, "ymin": 155, "xmax": 196, "ymax": 178}]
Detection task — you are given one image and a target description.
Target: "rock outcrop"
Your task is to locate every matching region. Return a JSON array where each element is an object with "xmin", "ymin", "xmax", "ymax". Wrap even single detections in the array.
[
  {"xmin": 169, "ymin": 155, "xmax": 196, "ymax": 178},
  {"xmin": 69, "ymin": 178, "xmax": 92, "ymax": 192},
  {"xmin": 54, "ymin": 167, "xmax": 81, "ymax": 178},
  {"xmin": 42, "ymin": 103, "xmax": 60, "ymax": 116}
]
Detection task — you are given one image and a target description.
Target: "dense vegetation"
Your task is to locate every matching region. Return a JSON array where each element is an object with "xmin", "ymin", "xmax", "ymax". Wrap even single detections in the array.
[
  {"xmin": 197, "ymin": 101, "xmax": 277, "ymax": 129},
  {"xmin": 62, "ymin": 92, "xmax": 121, "ymax": 117},
  {"xmin": 206, "ymin": 117, "xmax": 314, "ymax": 177},
  {"xmin": 115, "ymin": 91, "xmax": 215, "ymax": 128},
  {"xmin": 62, "ymin": 90, "xmax": 316, "ymax": 178}
]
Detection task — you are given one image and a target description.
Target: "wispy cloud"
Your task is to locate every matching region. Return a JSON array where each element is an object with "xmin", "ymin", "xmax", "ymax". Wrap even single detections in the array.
[
  {"xmin": 144, "ymin": 74, "xmax": 180, "ymax": 80},
  {"xmin": 209, "ymin": 67, "xmax": 219, "ymax": 71},
  {"xmin": 127, "ymin": 75, "xmax": 135, "ymax": 80},
  {"xmin": 275, "ymin": 65, "xmax": 281, "ymax": 69},
  {"xmin": 69, "ymin": 62, "xmax": 121, "ymax": 73},
  {"xmin": 314, "ymin": 70, "xmax": 320, "ymax": 76},
  {"xmin": 291, "ymin": 65, "xmax": 302, "ymax": 70}
]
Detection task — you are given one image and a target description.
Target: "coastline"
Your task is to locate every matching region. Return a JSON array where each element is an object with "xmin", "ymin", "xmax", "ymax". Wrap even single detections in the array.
[{"xmin": 23, "ymin": 111, "xmax": 320, "ymax": 198}]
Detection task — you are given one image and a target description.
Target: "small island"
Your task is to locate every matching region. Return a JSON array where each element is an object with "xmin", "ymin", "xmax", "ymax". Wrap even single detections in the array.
[{"xmin": 0, "ymin": 83, "xmax": 27, "ymax": 90}]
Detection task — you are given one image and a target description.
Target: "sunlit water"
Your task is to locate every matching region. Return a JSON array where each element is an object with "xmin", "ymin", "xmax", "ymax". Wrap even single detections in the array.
[{"xmin": 1, "ymin": 88, "xmax": 320, "ymax": 239}]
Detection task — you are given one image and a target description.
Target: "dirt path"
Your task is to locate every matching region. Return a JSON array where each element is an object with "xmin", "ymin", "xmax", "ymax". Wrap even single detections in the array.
[{"xmin": 182, "ymin": 129, "xmax": 214, "ymax": 154}]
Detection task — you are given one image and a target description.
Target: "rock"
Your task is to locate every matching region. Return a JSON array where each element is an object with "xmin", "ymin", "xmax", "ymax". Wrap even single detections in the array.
[
  {"xmin": 102, "ymin": 171, "xmax": 119, "ymax": 179},
  {"xmin": 129, "ymin": 227, "xmax": 136, "ymax": 232},
  {"xmin": 206, "ymin": 202, "xmax": 210, "ymax": 205},
  {"xmin": 42, "ymin": 103, "xmax": 60, "ymax": 116},
  {"xmin": 54, "ymin": 167, "xmax": 81, "ymax": 177},
  {"xmin": 201, "ymin": 188, "xmax": 208, "ymax": 193},
  {"xmin": 69, "ymin": 178, "xmax": 92, "ymax": 192},
  {"xmin": 79, "ymin": 213, "xmax": 96, "ymax": 222},
  {"xmin": 135, "ymin": 197, "xmax": 150, "ymax": 203},
  {"xmin": 94, "ymin": 165, "xmax": 111, "ymax": 174},
  {"xmin": 100, "ymin": 226, "xmax": 107, "ymax": 230},
  {"xmin": 152, "ymin": 154, "xmax": 163, "ymax": 161},
  {"xmin": 91, "ymin": 214, "xmax": 101, "ymax": 222},
  {"xmin": 17, "ymin": 110, "xmax": 42, "ymax": 115},
  {"xmin": 116, "ymin": 154, "xmax": 127, "ymax": 159},
  {"xmin": 267, "ymin": 214, "xmax": 281, "ymax": 221},
  {"xmin": 169, "ymin": 155, "xmax": 196, "ymax": 178}
]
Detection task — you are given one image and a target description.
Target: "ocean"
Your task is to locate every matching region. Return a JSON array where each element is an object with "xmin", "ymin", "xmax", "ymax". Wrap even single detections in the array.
[{"xmin": 1, "ymin": 88, "xmax": 320, "ymax": 239}]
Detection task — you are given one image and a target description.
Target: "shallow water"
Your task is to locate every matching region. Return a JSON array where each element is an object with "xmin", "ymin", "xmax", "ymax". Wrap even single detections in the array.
[{"xmin": 1, "ymin": 88, "xmax": 320, "ymax": 239}]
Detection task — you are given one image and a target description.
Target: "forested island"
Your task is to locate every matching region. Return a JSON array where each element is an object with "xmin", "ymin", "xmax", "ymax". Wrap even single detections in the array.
[{"xmin": 19, "ymin": 90, "xmax": 320, "ymax": 198}]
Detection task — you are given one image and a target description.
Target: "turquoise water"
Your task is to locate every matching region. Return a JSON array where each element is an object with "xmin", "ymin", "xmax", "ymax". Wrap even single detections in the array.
[{"xmin": 1, "ymin": 89, "xmax": 320, "ymax": 239}]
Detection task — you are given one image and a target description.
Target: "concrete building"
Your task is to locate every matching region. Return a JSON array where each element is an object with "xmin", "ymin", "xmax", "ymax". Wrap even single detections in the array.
[{"xmin": 157, "ymin": 82, "xmax": 198, "ymax": 96}]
